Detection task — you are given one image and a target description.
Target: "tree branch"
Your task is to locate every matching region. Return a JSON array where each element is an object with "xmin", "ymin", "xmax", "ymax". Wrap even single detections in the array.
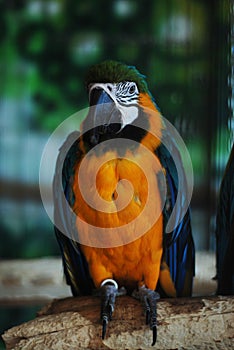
[{"xmin": 2, "ymin": 295, "xmax": 234, "ymax": 349}]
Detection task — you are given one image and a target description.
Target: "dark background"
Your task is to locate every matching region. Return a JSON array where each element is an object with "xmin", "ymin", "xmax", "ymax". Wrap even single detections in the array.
[{"xmin": 0, "ymin": 0, "xmax": 233, "ymax": 348}]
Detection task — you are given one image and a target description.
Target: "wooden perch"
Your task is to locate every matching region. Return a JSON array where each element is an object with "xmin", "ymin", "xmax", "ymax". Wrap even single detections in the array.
[{"xmin": 2, "ymin": 295, "xmax": 234, "ymax": 349}]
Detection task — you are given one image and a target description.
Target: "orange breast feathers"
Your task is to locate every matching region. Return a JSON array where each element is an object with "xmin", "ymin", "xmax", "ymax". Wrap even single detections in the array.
[{"xmin": 72, "ymin": 144, "xmax": 165, "ymax": 292}]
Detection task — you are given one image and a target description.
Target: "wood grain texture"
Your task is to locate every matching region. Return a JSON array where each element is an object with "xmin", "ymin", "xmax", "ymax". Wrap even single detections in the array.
[{"xmin": 2, "ymin": 295, "xmax": 234, "ymax": 349}]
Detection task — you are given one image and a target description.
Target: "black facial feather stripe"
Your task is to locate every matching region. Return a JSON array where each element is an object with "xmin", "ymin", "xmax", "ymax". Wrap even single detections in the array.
[{"xmin": 116, "ymin": 82, "xmax": 139, "ymax": 105}]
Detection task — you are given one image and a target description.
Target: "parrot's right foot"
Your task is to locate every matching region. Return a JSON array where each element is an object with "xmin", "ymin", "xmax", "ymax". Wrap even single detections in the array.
[
  {"xmin": 132, "ymin": 285, "xmax": 160, "ymax": 346},
  {"xmin": 100, "ymin": 279, "xmax": 118, "ymax": 340}
]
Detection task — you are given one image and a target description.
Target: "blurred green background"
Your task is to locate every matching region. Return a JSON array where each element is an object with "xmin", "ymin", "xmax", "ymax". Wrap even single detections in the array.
[{"xmin": 0, "ymin": 0, "xmax": 233, "ymax": 348}]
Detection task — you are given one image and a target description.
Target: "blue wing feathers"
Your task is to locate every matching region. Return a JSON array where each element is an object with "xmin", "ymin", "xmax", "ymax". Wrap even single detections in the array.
[
  {"xmin": 156, "ymin": 138, "xmax": 195, "ymax": 297},
  {"xmin": 53, "ymin": 132, "xmax": 94, "ymax": 296}
]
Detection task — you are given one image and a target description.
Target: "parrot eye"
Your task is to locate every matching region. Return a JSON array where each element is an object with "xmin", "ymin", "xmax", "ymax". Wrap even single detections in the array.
[{"xmin": 129, "ymin": 84, "xmax": 136, "ymax": 94}]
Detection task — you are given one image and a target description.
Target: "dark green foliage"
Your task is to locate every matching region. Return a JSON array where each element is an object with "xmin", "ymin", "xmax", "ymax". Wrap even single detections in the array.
[{"xmin": 0, "ymin": 1, "xmax": 232, "ymax": 262}]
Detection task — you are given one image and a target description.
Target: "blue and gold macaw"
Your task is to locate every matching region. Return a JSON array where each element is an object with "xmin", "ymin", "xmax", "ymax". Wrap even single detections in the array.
[
  {"xmin": 53, "ymin": 60, "xmax": 195, "ymax": 345},
  {"xmin": 216, "ymin": 143, "xmax": 234, "ymax": 295}
]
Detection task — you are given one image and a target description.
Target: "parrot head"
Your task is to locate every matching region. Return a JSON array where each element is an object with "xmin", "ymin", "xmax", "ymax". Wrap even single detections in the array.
[{"xmin": 82, "ymin": 60, "xmax": 159, "ymax": 148}]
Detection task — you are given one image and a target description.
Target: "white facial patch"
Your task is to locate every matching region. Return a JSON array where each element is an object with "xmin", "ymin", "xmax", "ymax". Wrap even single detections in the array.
[{"xmin": 118, "ymin": 105, "xmax": 139, "ymax": 129}]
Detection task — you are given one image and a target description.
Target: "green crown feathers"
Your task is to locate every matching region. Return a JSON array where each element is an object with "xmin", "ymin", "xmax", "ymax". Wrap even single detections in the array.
[{"xmin": 85, "ymin": 60, "xmax": 149, "ymax": 93}]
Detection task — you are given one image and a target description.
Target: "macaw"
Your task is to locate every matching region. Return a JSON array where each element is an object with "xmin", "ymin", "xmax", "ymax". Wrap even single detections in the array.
[
  {"xmin": 216, "ymin": 143, "xmax": 234, "ymax": 295},
  {"xmin": 53, "ymin": 60, "xmax": 195, "ymax": 346}
]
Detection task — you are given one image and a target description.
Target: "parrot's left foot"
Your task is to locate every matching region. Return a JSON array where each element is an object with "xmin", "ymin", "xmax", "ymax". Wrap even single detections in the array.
[
  {"xmin": 133, "ymin": 286, "xmax": 160, "ymax": 346},
  {"xmin": 100, "ymin": 279, "xmax": 118, "ymax": 340}
]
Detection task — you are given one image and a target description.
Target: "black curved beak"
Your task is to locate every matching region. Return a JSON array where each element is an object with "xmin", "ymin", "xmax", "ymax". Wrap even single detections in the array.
[
  {"xmin": 87, "ymin": 88, "xmax": 122, "ymax": 145},
  {"xmin": 89, "ymin": 88, "xmax": 114, "ymax": 126}
]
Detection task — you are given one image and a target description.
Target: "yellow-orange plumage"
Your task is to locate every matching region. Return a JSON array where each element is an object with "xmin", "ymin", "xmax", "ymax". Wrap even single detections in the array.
[{"xmin": 71, "ymin": 91, "xmax": 168, "ymax": 292}]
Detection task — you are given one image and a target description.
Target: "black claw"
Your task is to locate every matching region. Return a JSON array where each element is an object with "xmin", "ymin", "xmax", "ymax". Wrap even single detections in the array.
[
  {"xmin": 102, "ymin": 318, "xmax": 107, "ymax": 340},
  {"xmin": 100, "ymin": 283, "xmax": 118, "ymax": 340},
  {"xmin": 146, "ymin": 308, "xmax": 150, "ymax": 325},
  {"xmin": 152, "ymin": 326, "xmax": 157, "ymax": 346}
]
